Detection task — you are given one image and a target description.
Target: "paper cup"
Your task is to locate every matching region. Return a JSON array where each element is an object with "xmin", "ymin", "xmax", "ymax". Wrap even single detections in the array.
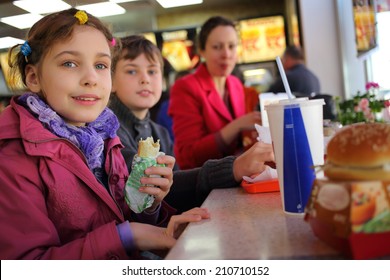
[{"xmin": 265, "ymin": 98, "xmax": 325, "ymax": 214}]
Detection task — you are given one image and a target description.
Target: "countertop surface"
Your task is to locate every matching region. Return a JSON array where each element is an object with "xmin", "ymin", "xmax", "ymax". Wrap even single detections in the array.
[{"xmin": 165, "ymin": 188, "xmax": 342, "ymax": 260}]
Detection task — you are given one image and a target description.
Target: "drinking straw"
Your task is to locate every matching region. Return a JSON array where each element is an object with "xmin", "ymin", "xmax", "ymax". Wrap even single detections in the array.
[{"xmin": 276, "ymin": 56, "xmax": 294, "ymax": 100}]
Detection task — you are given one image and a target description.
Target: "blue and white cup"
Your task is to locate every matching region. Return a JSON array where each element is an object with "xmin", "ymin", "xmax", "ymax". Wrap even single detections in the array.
[{"xmin": 265, "ymin": 98, "xmax": 325, "ymax": 214}]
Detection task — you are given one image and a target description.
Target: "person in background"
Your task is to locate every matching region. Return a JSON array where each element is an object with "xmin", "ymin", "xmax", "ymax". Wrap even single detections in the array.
[
  {"xmin": 109, "ymin": 35, "xmax": 177, "ymax": 171},
  {"xmin": 0, "ymin": 9, "xmax": 210, "ymax": 260},
  {"xmin": 109, "ymin": 35, "xmax": 275, "ymax": 213},
  {"xmin": 168, "ymin": 16, "xmax": 262, "ymax": 170},
  {"xmin": 267, "ymin": 45, "xmax": 320, "ymax": 97}
]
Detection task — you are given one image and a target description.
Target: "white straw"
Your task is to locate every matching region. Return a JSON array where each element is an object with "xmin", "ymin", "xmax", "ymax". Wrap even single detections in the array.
[{"xmin": 276, "ymin": 56, "xmax": 293, "ymax": 100}]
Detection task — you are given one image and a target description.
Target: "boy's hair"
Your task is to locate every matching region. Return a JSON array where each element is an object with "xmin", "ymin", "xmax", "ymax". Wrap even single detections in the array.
[
  {"xmin": 112, "ymin": 35, "xmax": 164, "ymax": 73},
  {"xmin": 198, "ymin": 16, "xmax": 236, "ymax": 51},
  {"xmin": 8, "ymin": 8, "xmax": 114, "ymax": 88}
]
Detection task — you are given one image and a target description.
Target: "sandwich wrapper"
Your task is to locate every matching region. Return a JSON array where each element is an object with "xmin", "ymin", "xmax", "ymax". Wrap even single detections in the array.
[
  {"xmin": 305, "ymin": 178, "xmax": 390, "ymax": 259},
  {"xmin": 125, "ymin": 151, "xmax": 165, "ymax": 213},
  {"xmin": 241, "ymin": 124, "xmax": 279, "ymax": 193}
]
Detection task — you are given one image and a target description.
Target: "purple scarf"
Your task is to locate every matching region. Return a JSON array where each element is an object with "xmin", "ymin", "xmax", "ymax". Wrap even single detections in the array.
[{"xmin": 19, "ymin": 93, "xmax": 119, "ymax": 176}]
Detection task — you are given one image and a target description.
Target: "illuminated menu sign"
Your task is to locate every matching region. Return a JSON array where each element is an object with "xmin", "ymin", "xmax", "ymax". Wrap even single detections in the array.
[{"xmin": 238, "ymin": 16, "xmax": 286, "ymax": 63}]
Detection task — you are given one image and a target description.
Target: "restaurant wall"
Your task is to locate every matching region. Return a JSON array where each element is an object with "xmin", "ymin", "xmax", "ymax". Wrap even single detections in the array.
[{"xmin": 298, "ymin": 0, "xmax": 368, "ymax": 99}]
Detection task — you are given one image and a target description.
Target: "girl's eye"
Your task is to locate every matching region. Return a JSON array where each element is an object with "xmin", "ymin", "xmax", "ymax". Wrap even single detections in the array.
[
  {"xmin": 96, "ymin": 63, "xmax": 108, "ymax": 70},
  {"xmin": 63, "ymin": 61, "xmax": 76, "ymax": 68},
  {"xmin": 148, "ymin": 69, "xmax": 158, "ymax": 75}
]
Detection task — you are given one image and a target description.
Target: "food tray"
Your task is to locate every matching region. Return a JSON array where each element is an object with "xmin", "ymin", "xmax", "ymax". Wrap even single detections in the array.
[{"xmin": 241, "ymin": 179, "xmax": 280, "ymax": 194}]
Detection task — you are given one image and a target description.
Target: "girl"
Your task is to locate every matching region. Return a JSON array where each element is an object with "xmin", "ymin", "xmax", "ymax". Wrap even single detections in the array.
[{"xmin": 0, "ymin": 8, "xmax": 209, "ymax": 260}]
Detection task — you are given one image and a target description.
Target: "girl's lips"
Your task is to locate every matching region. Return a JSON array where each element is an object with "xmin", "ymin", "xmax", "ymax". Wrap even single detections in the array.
[{"xmin": 72, "ymin": 95, "xmax": 100, "ymax": 105}]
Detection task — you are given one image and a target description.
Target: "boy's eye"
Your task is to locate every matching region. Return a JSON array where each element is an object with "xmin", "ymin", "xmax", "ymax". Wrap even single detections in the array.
[{"xmin": 126, "ymin": 69, "xmax": 136, "ymax": 75}]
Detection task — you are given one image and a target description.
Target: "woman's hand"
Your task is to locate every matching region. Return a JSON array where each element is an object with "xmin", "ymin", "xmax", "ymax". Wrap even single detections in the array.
[
  {"xmin": 220, "ymin": 111, "xmax": 262, "ymax": 145},
  {"xmin": 139, "ymin": 155, "xmax": 175, "ymax": 212},
  {"xmin": 233, "ymin": 142, "xmax": 275, "ymax": 182},
  {"xmin": 130, "ymin": 207, "xmax": 210, "ymax": 251}
]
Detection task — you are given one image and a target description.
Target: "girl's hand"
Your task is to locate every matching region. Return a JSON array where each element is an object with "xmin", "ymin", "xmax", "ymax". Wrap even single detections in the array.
[
  {"xmin": 139, "ymin": 155, "xmax": 175, "ymax": 212},
  {"xmin": 130, "ymin": 207, "xmax": 210, "ymax": 250}
]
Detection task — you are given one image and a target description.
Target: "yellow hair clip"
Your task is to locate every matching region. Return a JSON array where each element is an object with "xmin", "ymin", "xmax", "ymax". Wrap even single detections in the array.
[{"xmin": 74, "ymin": 10, "xmax": 88, "ymax": 25}]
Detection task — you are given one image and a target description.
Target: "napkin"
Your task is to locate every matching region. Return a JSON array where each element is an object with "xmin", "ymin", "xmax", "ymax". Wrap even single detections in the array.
[
  {"xmin": 255, "ymin": 123, "xmax": 272, "ymax": 144},
  {"xmin": 243, "ymin": 165, "xmax": 278, "ymax": 183},
  {"xmin": 242, "ymin": 124, "xmax": 277, "ymax": 183}
]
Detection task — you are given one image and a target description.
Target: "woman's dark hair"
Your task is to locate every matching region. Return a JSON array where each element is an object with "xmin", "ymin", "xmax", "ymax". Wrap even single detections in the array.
[
  {"xmin": 7, "ymin": 8, "xmax": 114, "ymax": 89},
  {"xmin": 198, "ymin": 16, "xmax": 236, "ymax": 51}
]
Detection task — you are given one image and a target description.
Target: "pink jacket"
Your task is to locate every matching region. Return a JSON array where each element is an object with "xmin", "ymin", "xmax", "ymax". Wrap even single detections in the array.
[
  {"xmin": 0, "ymin": 97, "xmax": 174, "ymax": 259},
  {"xmin": 168, "ymin": 63, "xmax": 246, "ymax": 169}
]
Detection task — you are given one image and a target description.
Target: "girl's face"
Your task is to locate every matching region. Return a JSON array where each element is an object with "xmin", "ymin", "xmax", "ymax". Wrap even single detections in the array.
[
  {"xmin": 112, "ymin": 53, "xmax": 162, "ymax": 120},
  {"xmin": 26, "ymin": 25, "xmax": 112, "ymax": 126},
  {"xmin": 200, "ymin": 25, "xmax": 238, "ymax": 78}
]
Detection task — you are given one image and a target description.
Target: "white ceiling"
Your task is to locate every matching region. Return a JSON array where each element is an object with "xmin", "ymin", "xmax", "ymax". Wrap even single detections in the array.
[{"xmin": 0, "ymin": 0, "xmax": 251, "ymax": 40}]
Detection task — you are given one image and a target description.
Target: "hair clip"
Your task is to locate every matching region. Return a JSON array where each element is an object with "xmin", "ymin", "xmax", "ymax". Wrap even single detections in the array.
[
  {"xmin": 110, "ymin": 38, "xmax": 116, "ymax": 47},
  {"xmin": 20, "ymin": 41, "xmax": 32, "ymax": 62},
  {"xmin": 74, "ymin": 10, "xmax": 88, "ymax": 25}
]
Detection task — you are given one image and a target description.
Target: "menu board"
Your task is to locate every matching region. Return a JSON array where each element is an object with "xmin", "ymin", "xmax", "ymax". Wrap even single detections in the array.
[
  {"xmin": 0, "ymin": 52, "xmax": 25, "ymax": 91},
  {"xmin": 161, "ymin": 29, "xmax": 197, "ymax": 72},
  {"xmin": 238, "ymin": 15, "xmax": 286, "ymax": 63},
  {"xmin": 353, "ymin": 0, "xmax": 377, "ymax": 53}
]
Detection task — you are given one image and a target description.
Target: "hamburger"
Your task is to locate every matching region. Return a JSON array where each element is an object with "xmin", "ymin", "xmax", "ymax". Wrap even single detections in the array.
[
  {"xmin": 324, "ymin": 122, "xmax": 390, "ymax": 181},
  {"xmin": 305, "ymin": 122, "xmax": 390, "ymax": 259}
]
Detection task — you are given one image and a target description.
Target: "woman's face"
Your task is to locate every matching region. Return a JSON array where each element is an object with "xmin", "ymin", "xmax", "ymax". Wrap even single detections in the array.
[
  {"xmin": 26, "ymin": 25, "xmax": 112, "ymax": 126},
  {"xmin": 200, "ymin": 25, "xmax": 238, "ymax": 78}
]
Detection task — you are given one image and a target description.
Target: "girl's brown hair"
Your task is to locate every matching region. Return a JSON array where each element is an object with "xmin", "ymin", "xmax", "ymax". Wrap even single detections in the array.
[{"xmin": 7, "ymin": 8, "xmax": 115, "ymax": 89}]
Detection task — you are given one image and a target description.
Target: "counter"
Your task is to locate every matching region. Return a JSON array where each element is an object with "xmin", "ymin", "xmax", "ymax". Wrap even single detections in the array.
[{"xmin": 165, "ymin": 188, "xmax": 342, "ymax": 259}]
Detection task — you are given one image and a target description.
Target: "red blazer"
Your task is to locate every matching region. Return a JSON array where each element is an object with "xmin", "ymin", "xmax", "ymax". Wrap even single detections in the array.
[{"xmin": 168, "ymin": 63, "xmax": 246, "ymax": 169}]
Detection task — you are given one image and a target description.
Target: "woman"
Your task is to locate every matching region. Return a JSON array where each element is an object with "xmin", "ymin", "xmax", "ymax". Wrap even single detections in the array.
[{"xmin": 168, "ymin": 16, "xmax": 261, "ymax": 169}]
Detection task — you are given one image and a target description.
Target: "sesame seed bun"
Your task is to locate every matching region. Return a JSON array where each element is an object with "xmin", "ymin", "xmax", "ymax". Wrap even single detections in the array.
[
  {"xmin": 324, "ymin": 122, "xmax": 390, "ymax": 180},
  {"xmin": 137, "ymin": 137, "xmax": 160, "ymax": 158}
]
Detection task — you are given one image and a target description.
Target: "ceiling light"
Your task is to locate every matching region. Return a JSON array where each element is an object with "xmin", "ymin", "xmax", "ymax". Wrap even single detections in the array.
[
  {"xmin": 0, "ymin": 36, "xmax": 24, "ymax": 50},
  {"xmin": 109, "ymin": 0, "xmax": 140, "ymax": 3},
  {"xmin": 76, "ymin": 2, "xmax": 126, "ymax": 18},
  {"xmin": 13, "ymin": 0, "xmax": 71, "ymax": 14},
  {"xmin": 0, "ymin": 13, "xmax": 43, "ymax": 29},
  {"xmin": 156, "ymin": 0, "xmax": 203, "ymax": 8}
]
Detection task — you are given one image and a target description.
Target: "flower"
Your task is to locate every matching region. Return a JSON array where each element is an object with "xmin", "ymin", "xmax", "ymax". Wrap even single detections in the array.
[{"xmin": 335, "ymin": 82, "xmax": 387, "ymax": 125}]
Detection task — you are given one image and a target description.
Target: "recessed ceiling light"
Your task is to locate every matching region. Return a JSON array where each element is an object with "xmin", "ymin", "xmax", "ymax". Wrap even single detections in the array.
[
  {"xmin": 0, "ymin": 13, "xmax": 43, "ymax": 29},
  {"xmin": 156, "ymin": 0, "xmax": 203, "ymax": 8},
  {"xmin": 76, "ymin": 2, "xmax": 126, "ymax": 18},
  {"xmin": 0, "ymin": 36, "xmax": 24, "ymax": 50},
  {"xmin": 109, "ymin": 0, "xmax": 140, "ymax": 3},
  {"xmin": 13, "ymin": 0, "xmax": 71, "ymax": 14}
]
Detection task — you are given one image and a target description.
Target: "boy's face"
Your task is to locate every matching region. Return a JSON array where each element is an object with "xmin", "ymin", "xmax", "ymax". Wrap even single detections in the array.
[
  {"xmin": 25, "ymin": 25, "xmax": 112, "ymax": 127},
  {"xmin": 112, "ymin": 52, "xmax": 162, "ymax": 120}
]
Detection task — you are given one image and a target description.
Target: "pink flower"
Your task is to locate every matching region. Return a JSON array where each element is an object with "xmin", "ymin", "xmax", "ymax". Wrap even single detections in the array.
[
  {"xmin": 365, "ymin": 82, "xmax": 379, "ymax": 91},
  {"xmin": 358, "ymin": 98, "xmax": 370, "ymax": 110}
]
